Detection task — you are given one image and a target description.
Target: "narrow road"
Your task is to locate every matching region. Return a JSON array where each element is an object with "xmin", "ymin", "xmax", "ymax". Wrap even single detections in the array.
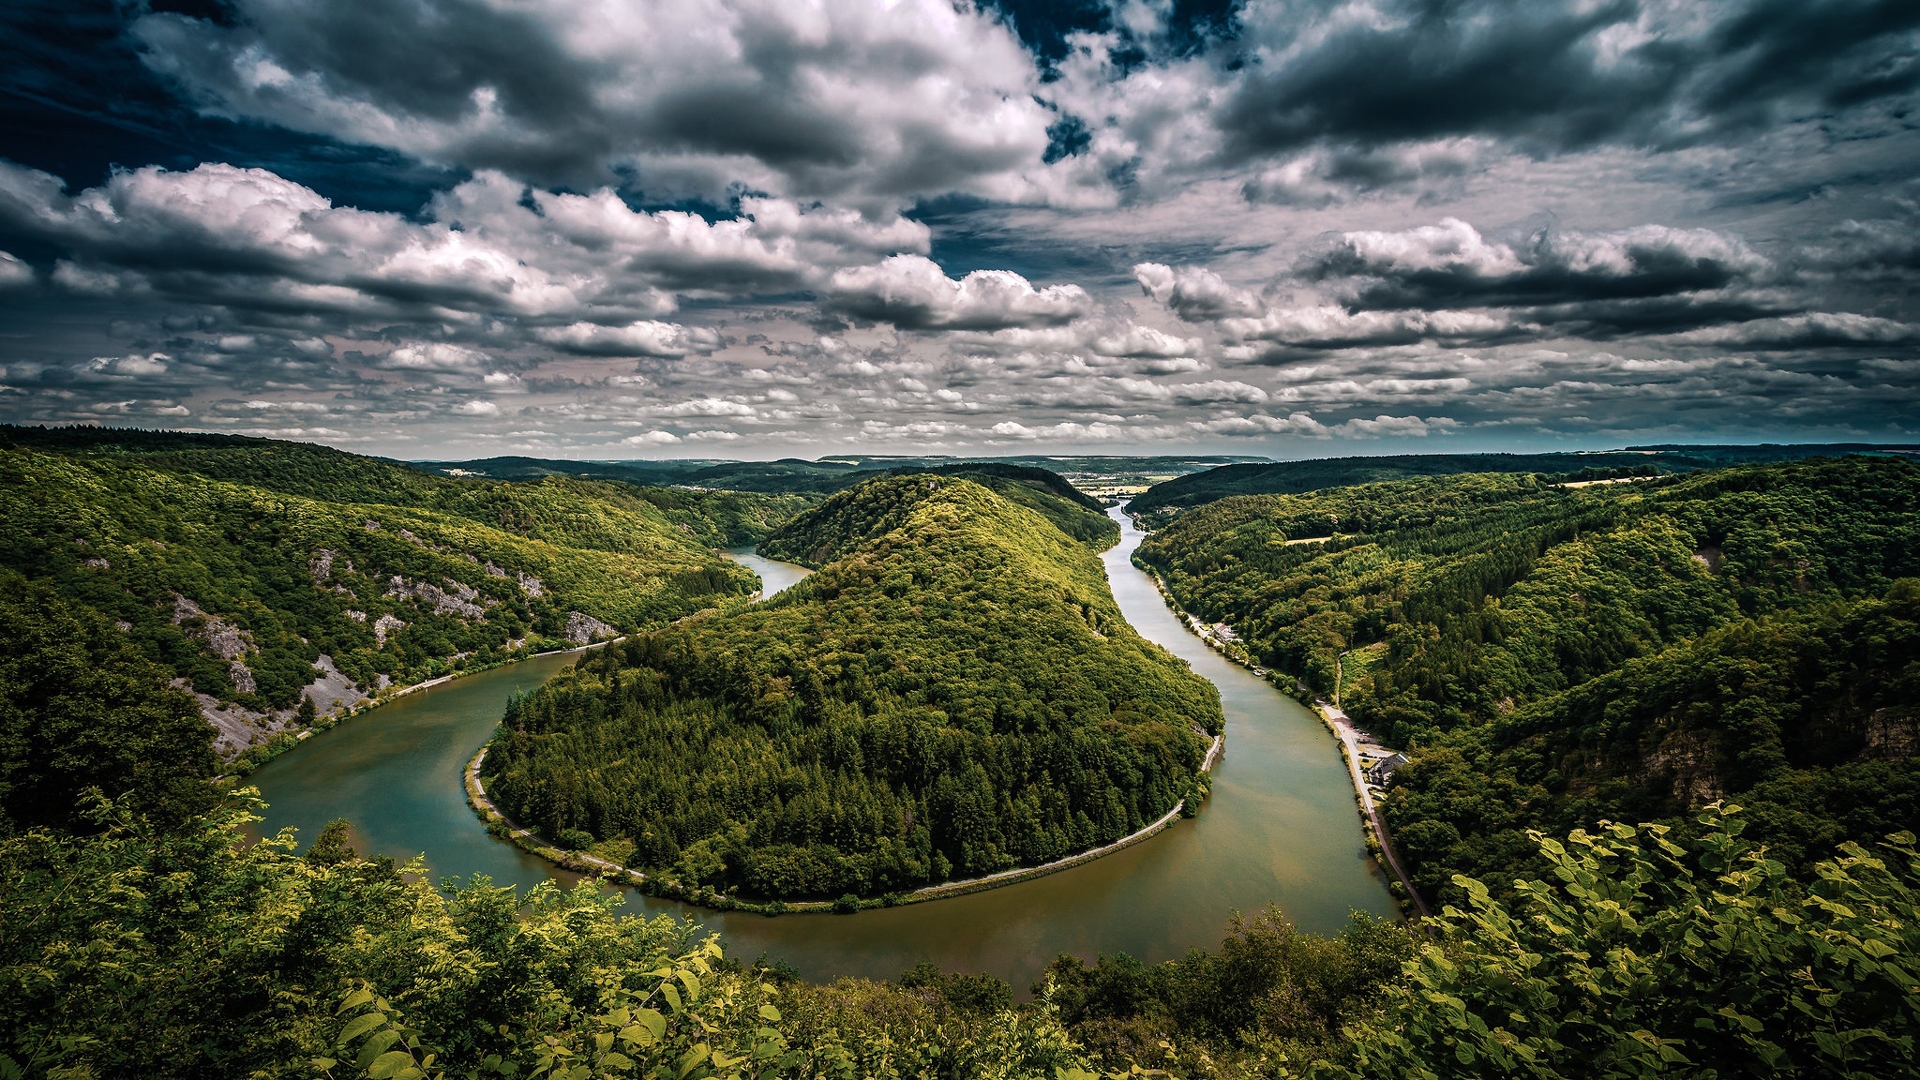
[{"xmin": 1319, "ymin": 702, "xmax": 1432, "ymax": 920}]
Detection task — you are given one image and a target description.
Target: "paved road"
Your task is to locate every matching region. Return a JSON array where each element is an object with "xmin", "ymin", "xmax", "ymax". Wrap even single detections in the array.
[{"xmin": 1319, "ymin": 702, "xmax": 1433, "ymax": 920}]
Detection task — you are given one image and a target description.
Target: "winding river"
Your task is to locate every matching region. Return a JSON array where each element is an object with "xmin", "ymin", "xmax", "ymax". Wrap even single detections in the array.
[{"xmin": 248, "ymin": 510, "xmax": 1392, "ymax": 990}]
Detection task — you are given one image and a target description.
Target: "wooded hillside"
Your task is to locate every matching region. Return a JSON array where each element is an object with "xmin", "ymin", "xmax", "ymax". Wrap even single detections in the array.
[
  {"xmin": 0, "ymin": 429, "xmax": 806, "ymax": 784},
  {"xmin": 1137, "ymin": 457, "xmax": 1920, "ymax": 902},
  {"xmin": 482, "ymin": 473, "xmax": 1218, "ymax": 899}
]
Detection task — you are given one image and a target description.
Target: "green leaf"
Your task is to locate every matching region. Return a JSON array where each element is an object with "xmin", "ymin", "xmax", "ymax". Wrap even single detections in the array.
[
  {"xmin": 674, "ymin": 1044, "xmax": 710, "ymax": 1080},
  {"xmin": 358, "ymin": 1030, "xmax": 404, "ymax": 1072},
  {"xmin": 638, "ymin": 1008, "xmax": 667, "ymax": 1041},
  {"xmin": 661, "ymin": 983, "xmax": 684, "ymax": 1014},
  {"xmin": 338, "ymin": 986, "xmax": 375, "ymax": 1014},
  {"xmin": 677, "ymin": 969, "xmax": 702, "ymax": 1004},
  {"xmin": 757, "ymin": 1004, "xmax": 781, "ymax": 1023},
  {"xmin": 367, "ymin": 1050, "xmax": 416, "ymax": 1079},
  {"xmin": 338, "ymin": 1012, "xmax": 387, "ymax": 1046}
]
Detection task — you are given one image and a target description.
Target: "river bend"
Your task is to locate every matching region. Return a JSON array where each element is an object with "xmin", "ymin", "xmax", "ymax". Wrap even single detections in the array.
[{"xmin": 248, "ymin": 514, "xmax": 1391, "ymax": 988}]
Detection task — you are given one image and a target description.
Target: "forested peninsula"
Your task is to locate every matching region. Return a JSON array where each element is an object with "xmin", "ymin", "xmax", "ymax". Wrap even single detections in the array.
[
  {"xmin": 1137, "ymin": 455, "xmax": 1920, "ymax": 904},
  {"xmin": 481, "ymin": 472, "xmax": 1220, "ymax": 900}
]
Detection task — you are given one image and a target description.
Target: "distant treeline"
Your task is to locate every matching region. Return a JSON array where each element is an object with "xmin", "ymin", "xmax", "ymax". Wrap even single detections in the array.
[
  {"xmin": 414, "ymin": 450, "xmax": 1261, "ymax": 495},
  {"xmin": 1128, "ymin": 443, "xmax": 1918, "ymax": 519}
]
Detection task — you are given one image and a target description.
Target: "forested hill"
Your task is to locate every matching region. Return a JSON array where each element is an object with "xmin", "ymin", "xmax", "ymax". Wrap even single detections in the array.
[
  {"xmin": 761, "ymin": 462, "xmax": 1115, "ymax": 566},
  {"xmin": 1136, "ymin": 457, "xmax": 1920, "ymax": 903},
  {"xmin": 0, "ymin": 432, "xmax": 808, "ymax": 799},
  {"xmin": 482, "ymin": 473, "xmax": 1220, "ymax": 900},
  {"xmin": 1128, "ymin": 443, "xmax": 1916, "ymax": 519}
]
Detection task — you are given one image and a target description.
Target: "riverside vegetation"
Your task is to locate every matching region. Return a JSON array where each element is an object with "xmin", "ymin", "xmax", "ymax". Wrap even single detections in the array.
[
  {"xmin": 5, "ymin": 435, "xmax": 1918, "ymax": 1078},
  {"xmin": 0, "ymin": 426, "xmax": 808, "ymax": 827},
  {"xmin": 1137, "ymin": 456, "xmax": 1920, "ymax": 907},
  {"xmin": 480, "ymin": 472, "xmax": 1222, "ymax": 900}
]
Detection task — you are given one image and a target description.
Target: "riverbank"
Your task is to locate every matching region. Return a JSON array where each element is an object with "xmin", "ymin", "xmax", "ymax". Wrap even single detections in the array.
[
  {"xmin": 1311, "ymin": 700, "xmax": 1431, "ymax": 919},
  {"xmin": 466, "ymin": 733, "xmax": 1225, "ymax": 915},
  {"xmin": 1125, "ymin": 524, "xmax": 1428, "ymax": 919},
  {"xmin": 221, "ymin": 635, "xmax": 627, "ymax": 781}
]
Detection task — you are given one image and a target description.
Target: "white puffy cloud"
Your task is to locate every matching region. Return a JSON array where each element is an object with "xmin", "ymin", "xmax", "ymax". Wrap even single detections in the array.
[
  {"xmin": 534, "ymin": 321, "xmax": 723, "ymax": 358},
  {"xmin": 86, "ymin": 353, "xmax": 172, "ymax": 378},
  {"xmin": 988, "ymin": 420, "xmax": 1124, "ymax": 441},
  {"xmin": 650, "ymin": 397, "xmax": 757, "ymax": 418},
  {"xmin": 0, "ymin": 162, "xmax": 928, "ymax": 327},
  {"xmin": 1133, "ymin": 263, "xmax": 1265, "ymax": 321},
  {"xmin": 826, "ymin": 255, "xmax": 1092, "ymax": 330},
  {"xmin": 1660, "ymin": 313, "xmax": 1920, "ymax": 350},
  {"xmin": 622, "ymin": 430, "xmax": 682, "ymax": 445},
  {"xmin": 381, "ymin": 343, "xmax": 490, "ymax": 371},
  {"xmin": 1221, "ymin": 305, "xmax": 1522, "ymax": 350},
  {"xmin": 0, "ymin": 251, "xmax": 32, "ymax": 288},
  {"xmin": 1308, "ymin": 218, "xmax": 1772, "ymax": 310},
  {"xmin": 1332, "ymin": 414, "xmax": 1459, "ymax": 438}
]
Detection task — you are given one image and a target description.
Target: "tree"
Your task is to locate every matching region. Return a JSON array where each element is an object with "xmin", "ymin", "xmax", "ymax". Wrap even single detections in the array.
[{"xmin": 1336, "ymin": 808, "xmax": 1920, "ymax": 1079}]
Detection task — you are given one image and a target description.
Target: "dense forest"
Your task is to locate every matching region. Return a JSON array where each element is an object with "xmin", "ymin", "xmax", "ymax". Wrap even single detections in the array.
[
  {"xmin": 1137, "ymin": 456, "xmax": 1920, "ymax": 903},
  {"xmin": 4, "ymin": 431, "xmax": 1918, "ymax": 1078},
  {"xmin": 6, "ymin": 789, "xmax": 1912, "ymax": 1078},
  {"xmin": 1127, "ymin": 443, "xmax": 1915, "ymax": 521},
  {"xmin": 0, "ymin": 428, "xmax": 807, "ymax": 776},
  {"xmin": 481, "ymin": 473, "xmax": 1218, "ymax": 899}
]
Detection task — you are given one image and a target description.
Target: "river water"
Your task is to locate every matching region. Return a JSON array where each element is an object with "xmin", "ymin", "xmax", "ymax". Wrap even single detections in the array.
[{"xmin": 248, "ymin": 514, "xmax": 1392, "ymax": 989}]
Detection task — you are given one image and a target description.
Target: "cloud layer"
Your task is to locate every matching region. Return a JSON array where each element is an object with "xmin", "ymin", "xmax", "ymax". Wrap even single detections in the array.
[{"xmin": 0, "ymin": 0, "xmax": 1914, "ymax": 455}]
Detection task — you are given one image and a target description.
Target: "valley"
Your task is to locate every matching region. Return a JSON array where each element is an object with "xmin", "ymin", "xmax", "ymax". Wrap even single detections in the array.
[{"xmin": 3, "ymin": 433, "xmax": 1915, "ymax": 1079}]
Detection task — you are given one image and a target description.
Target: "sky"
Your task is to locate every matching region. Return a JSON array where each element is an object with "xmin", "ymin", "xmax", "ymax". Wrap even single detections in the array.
[{"xmin": 1, "ymin": 0, "xmax": 1916, "ymax": 460}]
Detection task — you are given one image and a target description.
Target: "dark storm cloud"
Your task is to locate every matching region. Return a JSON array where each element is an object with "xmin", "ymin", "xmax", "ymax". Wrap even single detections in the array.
[
  {"xmin": 1215, "ymin": 0, "xmax": 1920, "ymax": 163},
  {"xmin": 1, "ymin": 0, "xmax": 1917, "ymax": 454},
  {"xmin": 130, "ymin": 0, "xmax": 1060, "ymax": 206},
  {"xmin": 0, "ymin": 0, "xmax": 460, "ymax": 216}
]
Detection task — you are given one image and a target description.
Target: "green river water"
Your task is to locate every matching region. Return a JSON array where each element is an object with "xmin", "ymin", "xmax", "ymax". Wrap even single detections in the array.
[{"xmin": 248, "ymin": 507, "xmax": 1393, "ymax": 989}]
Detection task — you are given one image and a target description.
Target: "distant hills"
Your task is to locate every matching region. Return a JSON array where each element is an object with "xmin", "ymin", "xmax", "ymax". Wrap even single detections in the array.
[
  {"xmin": 415, "ymin": 452, "xmax": 1266, "ymax": 495},
  {"xmin": 1128, "ymin": 443, "xmax": 1919, "ymax": 518}
]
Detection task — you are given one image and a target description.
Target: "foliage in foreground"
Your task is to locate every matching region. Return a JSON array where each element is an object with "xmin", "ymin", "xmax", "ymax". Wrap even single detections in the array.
[
  {"xmin": 0, "ymin": 794, "xmax": 1091, "ymax": 1080},
  {"xmin": 4, "ymin": 796, "xmax": 1915, "ymax": 1079},
  {"xmin": 1338, "ymin": 811, "xmax": 1920, "ymax": 1080}
]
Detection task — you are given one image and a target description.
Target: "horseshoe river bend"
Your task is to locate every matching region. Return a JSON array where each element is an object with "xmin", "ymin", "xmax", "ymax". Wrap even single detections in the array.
[{"xmin": 247, "ymin": 507, "xmax": 1393, "ymax": 989}]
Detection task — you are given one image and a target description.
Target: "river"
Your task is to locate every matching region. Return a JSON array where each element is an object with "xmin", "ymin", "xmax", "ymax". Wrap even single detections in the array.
[{"xmin": 248, "ymin": 514, "xmax": 1392, "ymax": 989}]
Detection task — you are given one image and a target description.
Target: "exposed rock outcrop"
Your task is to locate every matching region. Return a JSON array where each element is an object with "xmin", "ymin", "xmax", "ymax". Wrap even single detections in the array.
[
  {"xmin": 171, "ymin": 595, "xmax": 253, "ymax": 661},
  {"xmin": 564, "ymin": 611, "xmax": 617, "ymax": 644},
  {"xmin": 384, "ymin": 575, "xmax": 487, "ymax": 618}
]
